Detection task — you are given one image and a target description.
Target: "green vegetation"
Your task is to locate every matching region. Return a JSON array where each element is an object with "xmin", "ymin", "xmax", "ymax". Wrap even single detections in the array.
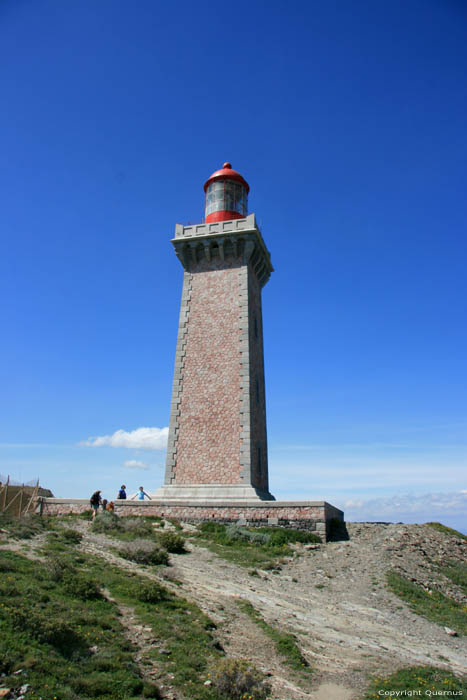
[
  {"xmin": 438, "ymin": 561, "xmax": 467, "ymax": 595},
  {"xmin": 0, "ymin": 540, "xmax": 222, "ymax": 700},
  {"xmin": 119, "ymin": 538, "xmax": 169, "ymax": 565},
  {"xmin": 90, "ymin": 513, "xmax": 185, "ymax": 555},
  {"xmin": 91, "ymin": 511, "xmax": 154, "ymax": 538},
  {"xmin": 425, "ymin": 521, "xmax": 467, "ymax": 540},
  {"xmin": 193, "ymin": 522, "xmax": 320, "ymax": 569},
  {"xmin": 386, "ymin": 571, "xmax": 467, "ymax": 635},
  {"xmin": 0, "ymin": 550, "xmax": 150, "ymax": 699},
  {"xmin": 210, "ymin": 658, "xmax": 271, "ymax": 700},
  {"xmin": 44, "ymin": 528, "xmax": 83, "ymax": 553},
  {"xmin": 236, "ymin": 600, "xmax": 310, "ymax": 675},
  {"xmin": 83, "ymin": 556, "xmax": 222, "ymax": 699},
  {"xmin": 0, "ymin": 513, "xmax": 53, "ymax": 539},
  {"xmin": 157, "ymin": 530, "xmax": 186, "ymax": 553},
  {"xmin": 136, "ymin": 580, "xmax": 168, "ymax": 604},
  {"xmin": 362, "ymin": 665, "xmax": 467, "ymax": 699}
]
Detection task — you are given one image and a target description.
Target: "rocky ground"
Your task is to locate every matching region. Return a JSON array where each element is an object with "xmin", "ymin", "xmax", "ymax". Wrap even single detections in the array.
[
  {"xmin": 2, "ymin": 520, "xmax": 466, "ymax": 700},
  {"xmin": 74, "ymin": 520, "xmax": 466, "ymax": 700}
]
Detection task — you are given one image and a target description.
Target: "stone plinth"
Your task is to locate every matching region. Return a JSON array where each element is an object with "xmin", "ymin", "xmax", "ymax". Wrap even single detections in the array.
[{"xmin": 38, "ymin": 498, "xmax": 344, "ymax": 540}]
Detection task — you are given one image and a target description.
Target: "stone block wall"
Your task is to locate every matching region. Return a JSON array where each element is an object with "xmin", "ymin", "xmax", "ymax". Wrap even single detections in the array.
[
  {"xmin": 38, "ymin": 499, "xmax": 344, "ymax": 541},
  {"xmin": 169, "ymin": 258, "xmax": 244, "ymax": 485}
]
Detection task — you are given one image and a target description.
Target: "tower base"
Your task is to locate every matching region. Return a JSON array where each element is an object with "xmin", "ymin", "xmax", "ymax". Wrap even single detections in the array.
[{"xmin": 151, "ymin": 484, "xmax": 275, "ymax": 502}]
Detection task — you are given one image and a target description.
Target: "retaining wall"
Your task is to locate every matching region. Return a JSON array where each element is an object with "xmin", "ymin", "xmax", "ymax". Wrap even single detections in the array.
[{"xmin": 38, "ymin": 499, "xmax": 344, "ymax": 540}]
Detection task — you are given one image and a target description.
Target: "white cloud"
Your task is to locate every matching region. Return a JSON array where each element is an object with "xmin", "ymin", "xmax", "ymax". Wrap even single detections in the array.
[
  {"xmin": 80, "ymin": 427, "xmax": 169, "ymax": 450},
  {"xmin": 344, "ymin": 499, "xmax": 364, "ymax": 508},
  {"xmin": 123, "ymin": 460, "xmax": 149, "ymax": 470},
  {"xmin": 341, "ymin": 492, "xmax": 467, "ymax": 532},
  {"xmin": 343, "ymin": 491, "xmax": 467, "ymax": 515}
]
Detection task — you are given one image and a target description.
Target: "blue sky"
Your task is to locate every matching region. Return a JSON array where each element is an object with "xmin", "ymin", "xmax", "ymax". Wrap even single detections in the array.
[{"xmin": 1, "ymin": 0, "xmax": 466, "ymax": 531}]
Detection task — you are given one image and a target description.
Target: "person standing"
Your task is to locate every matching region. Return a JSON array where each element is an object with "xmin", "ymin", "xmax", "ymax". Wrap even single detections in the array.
[
  {"xmin": 118, "ymin": 485, "xmax": 127, "ymax": 500},
  {"xmin": 132, "ymin": 486, "xmax": 151, "ymax": 501},
  {"xmin": 90, "ymin": 490, "xmax": 102, "ymax": 519}
]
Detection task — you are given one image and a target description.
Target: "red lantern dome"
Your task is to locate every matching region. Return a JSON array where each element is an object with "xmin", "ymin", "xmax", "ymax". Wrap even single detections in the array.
[{"xmin": 204, "ymin": 162, "xmax": 249, "ymax": 223}]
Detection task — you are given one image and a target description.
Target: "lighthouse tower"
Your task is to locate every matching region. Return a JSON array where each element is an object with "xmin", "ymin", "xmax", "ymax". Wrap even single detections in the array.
[{"xmin": 155, "ymin": 163, "xmax": 275, "ymax": 501}]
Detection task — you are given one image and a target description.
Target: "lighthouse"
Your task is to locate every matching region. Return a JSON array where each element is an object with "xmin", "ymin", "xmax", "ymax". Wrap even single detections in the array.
[{"xmin": 155, "ymin": 163, "xmax": 275, "ymax": 501}]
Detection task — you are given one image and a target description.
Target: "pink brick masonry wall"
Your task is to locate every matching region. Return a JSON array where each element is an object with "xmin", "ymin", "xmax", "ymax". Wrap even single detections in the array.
[
  {"xmin": 174, "ymin": 258, "xmax": 243, "ymax": 484},
  {"xmin": 39, "ymin": 500, "xmax": 344, "ymax": 539}
]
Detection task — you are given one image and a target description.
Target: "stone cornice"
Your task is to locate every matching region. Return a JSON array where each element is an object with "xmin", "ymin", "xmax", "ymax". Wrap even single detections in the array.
[{"xmin": 171, "ymin": 213, "xmax": 274, "ymax": 288}]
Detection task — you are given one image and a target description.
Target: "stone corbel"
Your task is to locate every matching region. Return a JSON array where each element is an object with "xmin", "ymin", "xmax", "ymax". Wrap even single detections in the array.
[
  {"xmin": 216, "ymin": 238, "xmax": 225, "ymax": 260},
  {"xmin": 243, "ymin": 239, "xmax": 255, "ymax": 262},
  {"xmin": 188, "ymin": 241, "xmax": 198, "ymax": 264}
]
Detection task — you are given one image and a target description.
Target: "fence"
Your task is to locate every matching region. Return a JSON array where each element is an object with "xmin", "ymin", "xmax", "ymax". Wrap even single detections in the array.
[{"xmin": 0, "ymin": 476, "xmax": 40, "ymax": 517}]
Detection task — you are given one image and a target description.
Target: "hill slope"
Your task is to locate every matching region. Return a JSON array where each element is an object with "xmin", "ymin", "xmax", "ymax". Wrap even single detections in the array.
[{"xmin": 0, "ymin": 517, "xmax": 466, "ymax": 700}]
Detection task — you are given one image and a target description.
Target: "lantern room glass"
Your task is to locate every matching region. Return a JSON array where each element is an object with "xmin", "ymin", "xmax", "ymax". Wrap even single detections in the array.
[{"xmin": 205, "ymin": 179, "xmax": 248, "ymax": 218}]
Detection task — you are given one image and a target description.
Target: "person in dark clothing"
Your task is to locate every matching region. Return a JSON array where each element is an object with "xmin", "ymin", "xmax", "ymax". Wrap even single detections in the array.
[
  {"xmin": 90, "ymin": 490, "xmax": 102, "ymax": 519},
  {"xmin": 118, "ymin": 485, "xmax": 127, "ymax": 500}
]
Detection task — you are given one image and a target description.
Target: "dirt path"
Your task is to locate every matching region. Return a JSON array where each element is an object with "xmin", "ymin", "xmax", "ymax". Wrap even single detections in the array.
[
  {"xmin": 167, "ymin": 523, "xmax": 466, "ymax": 699},
  {"xmin": 69, "ymin": 520, "xmax": 467, "ymax": 698},
  {"xmin": 2, "ymin": 521, "xmax": 465, "ymax": 700},
  {"xmin": 75, "ymin": 524, "xmax": 314, "ymax": 699}
]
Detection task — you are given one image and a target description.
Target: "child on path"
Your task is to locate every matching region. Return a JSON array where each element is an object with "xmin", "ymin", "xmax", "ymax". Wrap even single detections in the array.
[{"xmin": 117, "ymin": 485, "xmax": 127, "ymax": 500}]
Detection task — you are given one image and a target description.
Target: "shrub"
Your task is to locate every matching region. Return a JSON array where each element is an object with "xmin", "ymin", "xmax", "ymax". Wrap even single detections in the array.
[
  {"xmin": 48, "ymin": 555, "xmax": 77, "ymax": 582},
  {"xmin": 210, "ymin": 658, "xmax": 271, "ymax": 700},
  {"xmin": 137, "ymin": 580, "xmax": 168, "ymax": 603},
  {"xmin": 119, "ymin": 539, "xmax": 169, "ymax": 566},
  {"xmin": 143, "ymin": 682, "xmax": 162, "ymax": 698},
  {"xmin": 62, "ymin": 573, "xmax": 102, "ymax": 600},
  {"xmin": 0, "ymin": 513, "xmax": 48, "ymax": 539},
  {"xmin": 120, "ymin": 518, "xmax": 153, "ymax": 536},
  {"xmin": 262, "ymin": 528, "xmax": 321, "ymax": 546},
  {"xmin": 158, "ymin": 531, "xmax": 186, "ymax": 553},
  {"xmin": 0, "ymin": 556, "xmax": 17, "ymax": 573},
  {"xmin": 10, "ymin": 607, "xmax": 85, "ymax": 654},
  {"xmin": 78, "ymin": 509, "xmax": 94, "ymax": 520},
  {"xmin": 0, "ymin": 581, "xmax": 20, "ymax": 597},
  {"xmin": 59, "ymin": 528, "xmax": 83, "ymax": 543},
  {"xmin": 198, "ymin": 521, "xmax": 225, "ymax": 535},
  {"xmin": 225, "ymin": 524, "xmax": 270, "ymax": 545},
  {"xmin": 91, "ymin": 511, "xmax": 122, "ymax": 533}
]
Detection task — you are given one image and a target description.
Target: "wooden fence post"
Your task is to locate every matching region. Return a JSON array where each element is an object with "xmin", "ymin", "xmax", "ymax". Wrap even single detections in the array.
[{"xmin": 1, "ymin": 476, "xmax": 10, "ymax": 514}]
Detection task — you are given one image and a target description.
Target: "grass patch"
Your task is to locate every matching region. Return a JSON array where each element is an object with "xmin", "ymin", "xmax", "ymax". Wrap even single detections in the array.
[
  {"xmin": 0, "ymin": 550, "xmax": 146, "ymax": 699},
  {"xmin": 386, "ymin": 570, "xmax": 467, "ymax": 635},
  {"xmin": 236, "ymin": 600, "xmax": 310, "ymax": 675},
  {"xmin": 438, "ymin": 561, "xmax": 467, "ymax": 595},
  {"xmin": 1, "ymin": 532, "xmax": 224, "ymax": 699},
  {"xmin": 425, "ymin": 522, "xmax": 466, "ymax": 540},
  {"xmin": 82, "ymin": 554, "xmax": 222, "ymax": 699},
  {"xmin": 362, "ymin": 665, "xmax": 467, "ymax": 699},
  {"xmin": 0, "ymin": 513, "xmax": 53, "ymax": 539},
  {"xmin": 193, "ymin": 522, "xmax": 320, "ymax": 569}
]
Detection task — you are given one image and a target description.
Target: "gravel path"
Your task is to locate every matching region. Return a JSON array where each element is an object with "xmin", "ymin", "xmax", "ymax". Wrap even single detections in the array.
[
  {"xmin": 168, "ymin": 522, "xmax": 466, "ymax": 698},
  {"xmin": 2, "ymin": 520, "xmax": 465, "ymax": 700}
]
